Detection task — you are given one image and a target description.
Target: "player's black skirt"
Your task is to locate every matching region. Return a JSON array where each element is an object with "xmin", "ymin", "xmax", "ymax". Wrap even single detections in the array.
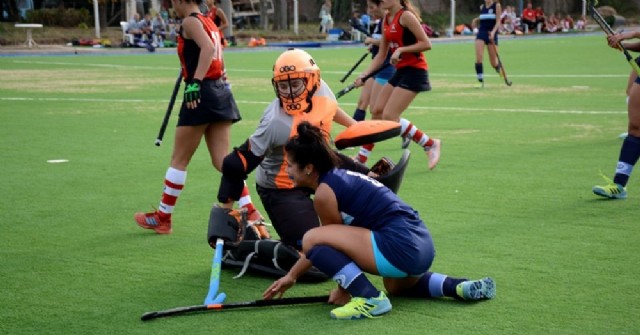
[
  {"xmin": 177, "ymin": 79, "xmax": 241, "ymax": 126},
  {"xmin": 388, "ymin": 67, "xmax": 431, "ymax": 92}
]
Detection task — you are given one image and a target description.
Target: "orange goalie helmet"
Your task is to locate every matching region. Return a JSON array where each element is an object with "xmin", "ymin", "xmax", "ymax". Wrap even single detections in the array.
[{"xmin": 272, "ymin": 48, "xmax": 321, "ymax": 115}]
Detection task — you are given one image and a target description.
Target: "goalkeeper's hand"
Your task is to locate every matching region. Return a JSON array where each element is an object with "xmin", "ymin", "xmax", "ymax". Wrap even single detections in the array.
[{"xmin": 184, "ymin": 79, "xmax": 202, "ymax": 109}]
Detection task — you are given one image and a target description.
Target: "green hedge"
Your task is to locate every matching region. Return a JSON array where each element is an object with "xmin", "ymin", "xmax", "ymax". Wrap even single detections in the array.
[{"xmin": 25, "ymin": 8, "xmax": 91, "ymax": 27}]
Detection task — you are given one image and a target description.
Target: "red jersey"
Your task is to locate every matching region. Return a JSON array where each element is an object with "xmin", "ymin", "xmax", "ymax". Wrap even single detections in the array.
[
  {"xmin": 383, "ymin": 8, "xmax": 427, "ymax": 70},
  {"xmin": 522, "ymin": 8, "xmax": 536, "ymax": 21},
  {"xmin": 177, "ymin": 13, "xmax": 223, "ymax": 81}
]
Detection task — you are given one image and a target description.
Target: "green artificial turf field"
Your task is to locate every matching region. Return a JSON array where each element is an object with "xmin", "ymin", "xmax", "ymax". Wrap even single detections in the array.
[{"xmin": 1, "ymin": 33, "xmax": 639, "ymax": 334}]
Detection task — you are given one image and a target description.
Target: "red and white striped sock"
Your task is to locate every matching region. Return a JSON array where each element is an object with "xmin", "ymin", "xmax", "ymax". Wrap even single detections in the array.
[
  {"xmin": 356, "ymin": 143, "xmax": 376, "ymax": 164},
  {"xmin": 158, "ymin": 167, "xmax": 186, "ymax": 220},
  {"xmin": 239, "ymin": 182, "xmax": 259, "ymax": 219},
  {"xmin": 400, "ymin": 118, "xmax": 434, "ymax": 150}
]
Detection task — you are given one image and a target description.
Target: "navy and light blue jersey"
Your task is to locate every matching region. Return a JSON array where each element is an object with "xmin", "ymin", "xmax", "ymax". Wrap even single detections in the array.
[
  {"xmin": 320, "ymin": 169, "xmax": 417, "ymax": 230},
  {"xmin": 478, "ymin": 2, "xmax": 498, "ymax": 32},
  {"xmin": 319, "ymin": 169, "xmax": 433, "ymax": 274}
]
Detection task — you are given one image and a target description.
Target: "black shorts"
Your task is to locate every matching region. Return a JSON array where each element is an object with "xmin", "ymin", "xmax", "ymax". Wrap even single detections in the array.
[
  {"xmin": 177, "ymin": 79, "xmax": 241, "ymax": 126},
  {"xmin": 387, "ymin": 67, "xmax": 431, "ymax": 92},
  {"xmin": 476, "ymin": 30, "xmax": 498, "ymax": 45},
  {"xmin": 256, "ymin": 185, "xmax": 319, "ymax": 250}
]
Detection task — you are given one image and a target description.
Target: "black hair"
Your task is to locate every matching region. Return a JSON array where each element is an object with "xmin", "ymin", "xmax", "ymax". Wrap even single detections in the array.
[{"xmin": 285, "ymin": 121, "xmax": 339, "ymax": 175}]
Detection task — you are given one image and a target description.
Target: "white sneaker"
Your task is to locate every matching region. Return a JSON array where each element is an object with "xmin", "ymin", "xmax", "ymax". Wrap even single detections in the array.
[{"xmin": 426, "ymin": 139, "xmax": 441, "ymax": 170}]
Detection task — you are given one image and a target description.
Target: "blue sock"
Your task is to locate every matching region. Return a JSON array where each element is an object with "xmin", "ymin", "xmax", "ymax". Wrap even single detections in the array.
[
  {"xmin": 405, "ymin": 272, "xmax": 465, "ymax": 299},
  {"xmin": 614, "ymin": 134, "xmax": 640, "ymax": 186},
  {"xmin": 475, "ymin": 63, "xmax": 484, "ymax": 81},
  {"xmin": 306, "ymin": 245, "xmax": 379, "ymax": 298},
  {"xmin": 353, "ymin": 108, "xmax": 366, "ymax": 121}
]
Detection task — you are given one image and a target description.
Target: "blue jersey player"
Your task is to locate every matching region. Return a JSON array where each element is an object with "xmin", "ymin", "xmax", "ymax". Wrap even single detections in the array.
[
  {"xmin": 263, "ymin": 121, "xmax": 495, "ymax": 320},
  {"xmin": 474, "ymin": 0, "xmax": 503, "ymax": 87}
]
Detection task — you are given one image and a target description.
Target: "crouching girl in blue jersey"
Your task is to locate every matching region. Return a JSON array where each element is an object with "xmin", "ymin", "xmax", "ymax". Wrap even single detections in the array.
[{"xmin": 263, "ymin": 121, "xmax": 495, "ymax": 320}]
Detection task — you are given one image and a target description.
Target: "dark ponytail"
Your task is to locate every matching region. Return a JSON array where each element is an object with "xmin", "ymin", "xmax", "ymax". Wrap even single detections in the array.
[{"xmin": 285, "ymin": 121, "xmax": 339, "ymax": 175}]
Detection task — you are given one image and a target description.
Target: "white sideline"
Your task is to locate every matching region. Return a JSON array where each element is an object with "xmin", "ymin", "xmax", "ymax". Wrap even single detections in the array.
[{"xmin": 0, "ymin": 97, "xmax": 625, "ymax": 115}]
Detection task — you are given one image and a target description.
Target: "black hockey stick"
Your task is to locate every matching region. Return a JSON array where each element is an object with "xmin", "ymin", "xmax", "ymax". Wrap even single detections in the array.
[
  {"xmin": 340, "ymin": 52, "xmax": 369, "ymax": 83},
  {"xmin": 589, "ymin": 0, "xmax": 640, "ymax": 76},
  {"xmin": 488, "ymin": 41, "xmax": 513, "ymax": 86},
  {"xmin": 335, "ymin": 63, "xmax": 391, "ymax": 99},
  {"xmin": 155, "ymin": 72, "xmax": 182, "ymax": 146},
  {"xmin": 141, "ymin": 295, "xmax": 329, "ymax": 321}
]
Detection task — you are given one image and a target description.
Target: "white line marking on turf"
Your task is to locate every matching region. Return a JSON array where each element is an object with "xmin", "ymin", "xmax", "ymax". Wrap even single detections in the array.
[
  {"xmin": 8, "ymin": 61, "xmax": 628, "ymax": 78},
  {"xmin": 47, "ymin": 159, "xmax": 69, "ymax": 163},
  {"xmin": 1, "ymin": 97, "xmax": 625, "ymax": 115}
]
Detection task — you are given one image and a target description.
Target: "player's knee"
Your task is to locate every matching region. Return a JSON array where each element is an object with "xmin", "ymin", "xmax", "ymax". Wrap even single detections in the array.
[
  {"xmin": 301, "ymin": 228, "xmax": 323, "ymax": 253},
  {"xmin": 211, "ymin": 156, "xmax": 224, "ymax": 172}
]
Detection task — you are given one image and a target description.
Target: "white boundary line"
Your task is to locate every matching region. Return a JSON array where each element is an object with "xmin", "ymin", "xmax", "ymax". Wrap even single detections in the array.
[
  {"xmin": 7, "ymin": 60, "xmax": 628, "ymax": 78},
  {"xmin": 0, "ymin": 96, "xmax": 625, "ymax": 115}
]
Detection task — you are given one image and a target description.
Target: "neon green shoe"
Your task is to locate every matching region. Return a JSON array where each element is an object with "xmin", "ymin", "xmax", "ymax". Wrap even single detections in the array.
[
  {"xmin": 593, "ymin": 175, "xmax": 627, "ymax": 199},
  {"xmin": 330, "ymin": 292, "xmax": 392, "ymax": 320},
  {"xmin": 456, "ymin": 277, "xmax": 496, "ymax": 301}
]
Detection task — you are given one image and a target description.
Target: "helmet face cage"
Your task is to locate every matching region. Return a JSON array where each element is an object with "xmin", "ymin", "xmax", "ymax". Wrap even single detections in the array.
[{"xmin": 272, "ymin": 49, "xmax": 320, "ymax": 115}]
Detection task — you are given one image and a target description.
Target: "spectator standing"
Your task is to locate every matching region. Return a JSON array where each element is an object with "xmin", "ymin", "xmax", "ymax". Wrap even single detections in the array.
[
  {"xmin": 319, "ymin": 0, "xmax": 333, "ymax": 33},
  {"xmin": 205, "ymin": 0, "xmax": 229, "ymax": 45}
]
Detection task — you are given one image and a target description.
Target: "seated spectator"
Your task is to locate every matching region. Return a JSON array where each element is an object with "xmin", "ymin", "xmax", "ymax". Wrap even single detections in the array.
[
  {"xmin": 575, "ymin": 15, "xmax": 586, "ymax": 30},
  {"xmin": 560, "ymin": 14, "xmax": 574, "ymax": 32},
  {"xmin": 521, "ymin": 2, "xmax": 536, "ymax": 33},
  {"xmin": 349, "ymin": 11, "xmax": 362, "ymax": 29},
  {"xmin": 151, "ymin": 12, "xmax": 166, "ymax": 45},
  {"xmin": 500, "ymin": 5, "xmax": 516, "ymax": 34},
  {"xmin": 360, "ymin": 12, "xmax": 371, "ymax": 33},
  {"xmin": 126, "ymin": 12, "xmax": 144, "ymax": 39},
  {"xmin": 534, "ymin": 5, "xmax": 546, "ymax": 32},
  {"xmin": 139, "ymin": 13, "xmax": 154, "ymax": 41},
  {"xmin": 545, "ymin": 13, "xmax": 560, "ymax": 33}
]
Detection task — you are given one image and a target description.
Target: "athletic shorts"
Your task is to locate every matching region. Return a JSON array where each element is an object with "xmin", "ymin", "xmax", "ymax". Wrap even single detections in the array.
[
  {"xmin": 177, "ymin": 79, "xmax": 241, "ymax": 126},
  {"xmin": 375, "ymin": 64, "xmax": 396, "ymax": 84},
  {"xmin": 388, "ymin": 67, "xmax": 431, "ymax": 92},
  {"xmin": 371, "ymin": 214, "xmax": 435, "ymax": 277},
  {"xmin": 256, "ymin": 185, "xmax": 319, "ymax": 250},
  {"xmin": 476, "ymin": 30, "xmax": 498, "ymax": 45}
]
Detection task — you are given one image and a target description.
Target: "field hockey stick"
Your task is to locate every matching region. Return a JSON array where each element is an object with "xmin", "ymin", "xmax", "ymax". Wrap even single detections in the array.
[
  {"xmin": 203, "ymin": 238, "xmax": 227, "ymax": 305},
  {"xmin": 155, "ymin": 72, "xmax": 182, "ymax": 146},
  {"xmin": 335, "ymin": 63, "xmax": 391, "ymax": 99},
  {"xmin": 340, "ymin": 52, "xmax": 369, "ymax": 83},
  {"xmin": 141, "ymin": 295, "xmax": 329, "ymax": 321},
  {"xmin": 488, "ymin": 41, "xmax": 513, "ymax": 86},
  {"xmin": 589, "ymin": 0, "xmax": 640, "ymax": 76}
]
